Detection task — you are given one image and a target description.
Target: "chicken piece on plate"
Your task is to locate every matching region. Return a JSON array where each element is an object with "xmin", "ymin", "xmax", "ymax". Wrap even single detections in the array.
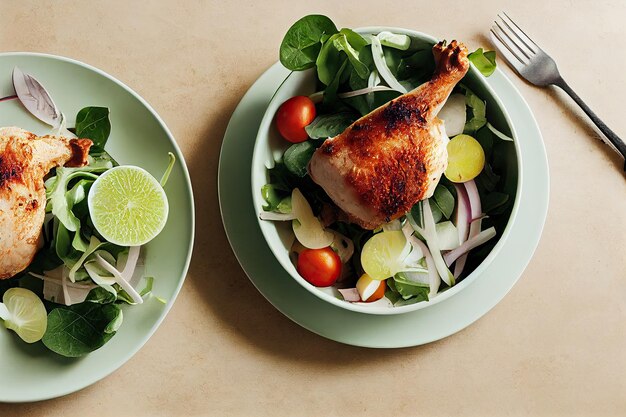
[
  {"xmin": 308, "ymin": 40, "xmax": 470, "ymax": 230},
  {"xmin": 0, "ymin": 127, "xmax": 92, "ymax": 279}
]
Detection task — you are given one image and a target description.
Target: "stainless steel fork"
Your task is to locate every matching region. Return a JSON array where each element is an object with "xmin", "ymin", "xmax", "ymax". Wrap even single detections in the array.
[{"xmin": 490, "ymin": 12, "xmax": 626, "ymax": 170}]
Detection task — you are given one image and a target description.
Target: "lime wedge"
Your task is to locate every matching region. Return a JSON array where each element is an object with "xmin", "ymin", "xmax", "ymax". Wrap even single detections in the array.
[
  {"xmin": 445, "ymin": 134, "xmax": 486, "ymax": 183},
  {"xmin": 1, "ymin": 288, "xmax": 47, "ymax": 343},
  {"xmin": 88, "ymin": 166, "xmax": 169, "ymax": 246}
]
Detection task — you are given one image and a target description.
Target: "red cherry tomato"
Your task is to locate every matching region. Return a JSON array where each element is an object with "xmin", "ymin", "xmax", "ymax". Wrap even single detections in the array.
[
  {"xmin": 275, "ymin": 96, "xmax": 316, "ymax": 143},
  {"xmin": 297, "ymin": 247, "xmax": 341, "ymax": 287}
]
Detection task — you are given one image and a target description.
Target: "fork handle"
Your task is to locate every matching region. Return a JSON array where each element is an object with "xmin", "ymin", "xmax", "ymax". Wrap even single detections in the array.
[{"xmin": 554, "ymin": 77, "xmax": 626, "ymax": 170}]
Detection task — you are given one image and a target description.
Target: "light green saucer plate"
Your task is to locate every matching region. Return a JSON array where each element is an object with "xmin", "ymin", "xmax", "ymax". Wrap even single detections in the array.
[
  {"xmin": 219, "ymin": 61, "xmax": 548, "ymax": 347},
  {"xmin": 0, "ymin": 53, "xmax": 194, "ymax": 403}
]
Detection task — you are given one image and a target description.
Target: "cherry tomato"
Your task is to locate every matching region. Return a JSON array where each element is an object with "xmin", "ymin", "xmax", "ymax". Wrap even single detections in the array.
[
  {"xmin": 364, "ymin": 280, "xmax": 386, "ymax": 302},
  {"xmin": 275, "ymin": 96, "xmax": 316, "ymax": 143},
  {"xmin": 297, "ymin": 247, "xmax": 341, "ymax": 287}
]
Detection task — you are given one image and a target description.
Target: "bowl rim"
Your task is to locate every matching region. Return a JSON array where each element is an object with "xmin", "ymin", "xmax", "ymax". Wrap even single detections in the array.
[{"xmin": 251, "ymin": 26, "xmax": 523, "ymax": 315}]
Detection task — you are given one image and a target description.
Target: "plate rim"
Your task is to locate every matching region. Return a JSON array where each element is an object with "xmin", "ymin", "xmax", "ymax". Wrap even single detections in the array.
[{"xmin": 0, "ymin": 51, "xmax": 196, "ymax": 402}]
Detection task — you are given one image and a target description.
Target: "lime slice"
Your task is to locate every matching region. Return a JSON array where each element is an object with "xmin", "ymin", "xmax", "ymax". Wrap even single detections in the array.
[
  {"xmin": 445, "ymin": 134, "xmax": 486, "ymax": 183},
  {"xmin": 88, "ymin": 166, "xmax": 169, "ymax": 246},
  {"xmin": 0, "ymin": 288, "xmax": 47, "ymax": 343},
  {"xmin": 360, "ymin": 231, "xmax": 409, "ymax": 280}
]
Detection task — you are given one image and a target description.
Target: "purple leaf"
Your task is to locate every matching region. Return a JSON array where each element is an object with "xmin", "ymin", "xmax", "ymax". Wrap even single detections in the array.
[{"xmin": 12, "ymin": 66, "xmax": 62, "ymax": 128}]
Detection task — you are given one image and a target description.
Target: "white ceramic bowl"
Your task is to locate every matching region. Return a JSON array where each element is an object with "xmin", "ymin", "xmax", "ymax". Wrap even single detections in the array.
[{"xmin": 251, "ymin": 27, "xmax": 522, "ymax": 315}]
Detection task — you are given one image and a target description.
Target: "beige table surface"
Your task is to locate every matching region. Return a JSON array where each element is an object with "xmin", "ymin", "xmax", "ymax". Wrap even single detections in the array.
[{"xmin": 1, "ymin": 0, "xmax": 625, "ymax": 416}]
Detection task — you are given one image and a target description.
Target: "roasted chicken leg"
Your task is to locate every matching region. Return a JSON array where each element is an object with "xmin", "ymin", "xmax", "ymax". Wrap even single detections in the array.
[
  {"xmin": 0, "ymin": 127, "xmax": 92, "ymax": 279},
  {"xmin": 309, "ymin": 40, "xmax": 470, "ymax": 230}
]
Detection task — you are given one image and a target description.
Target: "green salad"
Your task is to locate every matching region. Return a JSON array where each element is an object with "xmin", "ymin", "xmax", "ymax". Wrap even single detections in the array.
[
  {"xmin": 0, "ymin": 70, "xmax": 173, "ymax": 356},
  {"xmin": 260, "ymin": 15, "xmax": 515, "ymax": 306}
]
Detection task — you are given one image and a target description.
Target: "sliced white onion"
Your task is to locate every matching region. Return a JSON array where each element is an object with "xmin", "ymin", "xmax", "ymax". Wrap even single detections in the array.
[
  {"xmin": 487, "ymin": 122, "xmax": 514, "ymax": 142},
  {"xmin": 291, "ymin": 188, "xmax": 333, "ymax": 249},
  {"xmin": 422, "ymin": 200, "xmax": 455, "ymax": 286},
  {"xmin": 370, "ymin": 35, "xmax": 407, "ymax": 94},
  {"xmin": 259, "ymin": 211, "xmax": 297, "ymax": 221},
  {"xmin": 438, "ymin": 93, "xmax": 466, "ymax": 137},
  {"xmin": 339, "ymin": 85, "xmax": 394, "ymax": 99},
  {"xmin": 366, "ymin": 69, "xmax": 381, "ymax": 107},
  {"xmin": 330, "ymin": 230, "xmax": 354, "ymax": 264},
  {"xmin": 377, "ymin": 31, "xmax": 411, "ymax": 50},
  {"xmin": 435, "ymin": 221, "xmax": 460, "ymax": 251},
  {"xmin": 444, "ymin": 227, "xmax": 496, "ymax": 266},
  {"xmin": 402, "ymin": 222, "xmax": 440, "ymax": 297},
  {"xmin": 382, "ymin": 219, "xmax": 402, "ymax": 232},
  {"xmin": 95, "ymin": 254, "xmax": 143, "ymax": 304}
]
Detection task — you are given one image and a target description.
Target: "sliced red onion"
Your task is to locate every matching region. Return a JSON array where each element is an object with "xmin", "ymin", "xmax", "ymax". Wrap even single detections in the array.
[
  {"xmin": 338, "ymin": 288, "xmax": 361, "ymax": 302},
  {"xmin": 444, "ymin": 227, "xmax": 496, "ymax": 266},
  {"xmin": 454, "ymin": 180, "xmax": 482, "ymax": 277}
]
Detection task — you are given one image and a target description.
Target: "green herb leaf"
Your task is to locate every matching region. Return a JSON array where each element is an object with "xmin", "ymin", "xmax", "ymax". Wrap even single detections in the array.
[
  {"xmin": 42, "ymin": 302, "xmax": 122, "ymax": 357},
  {"xmin": 482, "ymin": 192, "xmax": 510, "ymax": 214},
  {"xmin": 463, "ymin": 87, "xmax": 487, "ymax": 133},
  {"xmin": 317, "ymin": 34, "xmax": 347, "ymax": 86},
  {"xmin": 75, "ymin": 107, "xmax": 111, "ymax": 152},
  {"xmin": 283, "ymin": 141, "xmax": 317, "ymax": 177},
  {"xmin": 392, "ymin": 278, "xmax": 430, "ymax": 301},
  {"xmin": 261, "ymin": 184, "xmax": 283, "ymax": 211},
  {"xmin": 85, "ymin": 287, "xmax": 117, "ymax": 304},
  {"xmin": 305, "ymin": 112, "xmax": 356, "ymax": 139},
  {"xmin": 279, "ymin": 15, "xmax": 338, "ymax": 71},
  {"xmin": 468, "ymin": 48, "xmax": 497, "ymax": 77},
  {"xmin": 432, "ymin": 185, "xmax": 455, "ymax": 219}
]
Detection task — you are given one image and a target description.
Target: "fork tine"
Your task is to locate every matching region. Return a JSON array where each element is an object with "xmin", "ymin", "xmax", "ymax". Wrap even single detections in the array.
[
  {"xmin": 498, "ymin": 13, "xmax": 537, "ymax": 54},
  {"xmin": 490, "ymin": 26, "xmax": 527, "ymax": 66},
  {"xmin": 489, "ymin": 29, "xmax": 526, "ymax": 74},
  {"xmin": 494, "ymin": 20, "xmax": 532, "ymax": 60},
  {"xmin": 501, "ymin": 12, "xmax": 540, "ymax": 50}
]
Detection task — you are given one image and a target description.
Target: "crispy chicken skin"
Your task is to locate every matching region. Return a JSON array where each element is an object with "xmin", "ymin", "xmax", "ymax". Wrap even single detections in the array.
[
  {"xmin": 0, "ymin": 127, "xmax": 92, "ymax": 279},
  {"xmin": 308, "ymin": 40, "xmax": 470, "ymax": 229}
]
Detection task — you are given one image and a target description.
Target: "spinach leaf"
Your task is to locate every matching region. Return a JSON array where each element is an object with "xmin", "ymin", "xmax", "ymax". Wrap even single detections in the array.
[
  {"xmin": 468, "ymin": 48, "xmax": 497, "ymax": 77},
  {"xmin": 393, "ymin": 278, "xmax": 430, "ymax": 301},
  {"xmin": 283, "ymin": 141, "xmax": 317, "ymax": 177},
  {"xmin": 46, "ymin": 160, "xmax": 112, "ymax": 232},
  {"xmin": 316, "ymin": 34, "xmax": 347, "ymax": 86},
  {"xmin": 305, "ymin": 112, "xmax": 356, "ymax": 139},
  {"xmin": 432, "ymin": 185, "xmax": 455, "ymax": 219},
  {"xmin": 397, "ymin": 49, "xmax": 435, "ymax": 84},
  {"xmin": 279, "ymin": 15, "xmax": 338, "ymax": 71},
  {"xmin": 42, "ymin": 302, "xmax": 123, "ymax": 357},
  {"xmin": 482, "ymin": 191, "xmax": 509, "ymax": 214},
  {"xmin": 335, "ymin": 29, "xmax": 369, "ymax": 79},
  {"xmin": 463, "ymin": 87, "xmax": 487, "ymax": 134},
  {"xmin": 75, "ymin": 107, "xmax": 111, "ymax": 152},
  {"xmin": 85, "ymin": 287, "xmax": 117, "ymax": 304}
]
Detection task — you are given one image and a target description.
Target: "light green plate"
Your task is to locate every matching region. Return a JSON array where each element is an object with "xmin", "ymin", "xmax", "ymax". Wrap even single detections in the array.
[
  {"xmin": 219, "ymin": 61, "xmax": 548, "ymax": 346},
  {"xmin": 0, "ymin": 53, "xmax": 194, "ymax": 402}
]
